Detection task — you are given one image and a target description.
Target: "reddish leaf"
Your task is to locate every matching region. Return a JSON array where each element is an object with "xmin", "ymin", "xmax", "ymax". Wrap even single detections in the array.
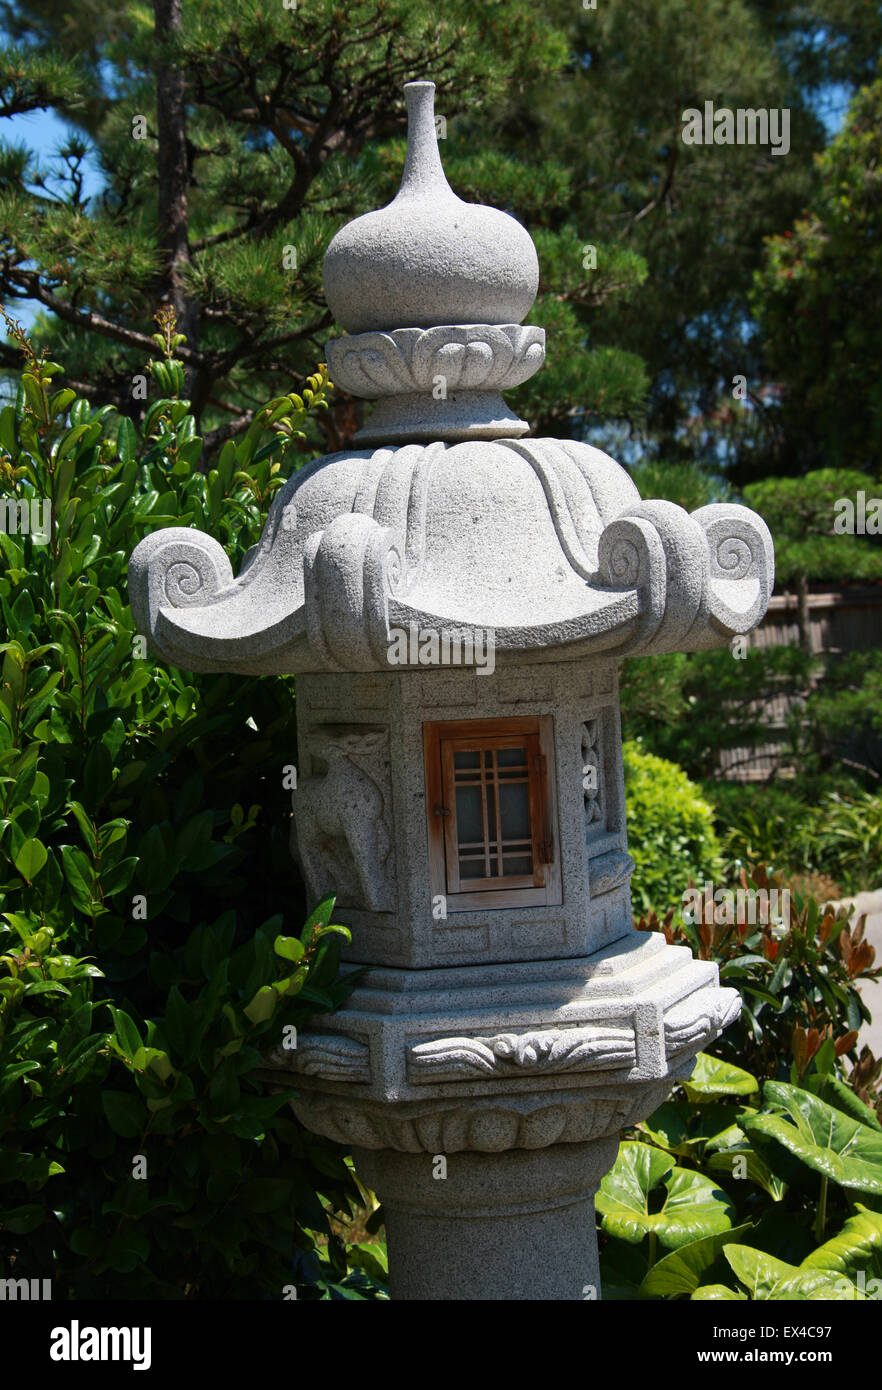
[{"xmin": 835, "ymin": 1030, "xmax": 859, "ymax": 1058}]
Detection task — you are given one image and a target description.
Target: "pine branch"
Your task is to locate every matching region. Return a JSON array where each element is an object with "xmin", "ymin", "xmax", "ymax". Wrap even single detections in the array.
[
  {"xmin": 629, "ymin": 136, "xmax": 679, "ymax": 228},
  {"xmin": 195, "ymin": 313, "xmax": 330, "ymax": 381},
  {"xmin": 8, "ymin": 266, "xmax": 200, "ymax": 363},
  {"xmin": 205, "ymin": 395, "xmax": 248, "ymax": 416},
  {"xmin": 54, "ymin": 373, "xmax": 105, "ymax": 401},
  {"xmin": 0, "ymin": 46, "xmax": 86, "ymax": 118},
  {"xmin": 241, "ymin": 313, "xmax": 331, "ymax": 357}
]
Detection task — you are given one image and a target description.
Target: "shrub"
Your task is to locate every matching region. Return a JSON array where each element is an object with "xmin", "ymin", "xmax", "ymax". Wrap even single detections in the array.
[
  {"xmin": 606, "ymin": 870, "xmax": 882, "ymax": 1301},
  {"xmin": 1, "ymin": 896, "xmax": 378, "ymax": 1298},
  {"xmin": 0, "ymin": 318, "xmax": 385, "ymax": 1298},
  {"xmin": 623, "ymin": 740, "xmax": 724, "ymax": 913},
  {"xmin": 636, "ymin": 866, "xmax": 879, "ymax": 1082},
  {"xmin": 709, "ymin": 781, "xmax": 882, "ymax": 897},
  {"xmin": 707, "ymin": 780, "xmax": 819, "ymax": 885},
  {"xmin": 621, "ymin": 644, "xmax": 882, "ymax": 789},
  {"xmin": 620, "ymin": 645, "xmax": 814, "ymax": 782},
  {"xmin": 599, "ymin": 1049, "xmax": 882, "ymax": 1300},
  {"xmin": 802, "ymin": 791, "xmax": 882, "ymax": 895}
]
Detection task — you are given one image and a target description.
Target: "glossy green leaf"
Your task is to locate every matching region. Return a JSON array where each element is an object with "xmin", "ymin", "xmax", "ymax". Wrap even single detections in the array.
[
  {"xmin": 60, "ymin": 843, "xmax": 95, "ymax": 909},
  {"xmin": 117, "ymin": 416, "xmax": 138, "ymax": 465},
  {"xmin": 691, "ymin": 1283, "xmax": 747, "ymax": 1300},
  {"xmin": 640, "ymin": 1222, "xmax": 755, "ymax": 1297},
  {"xmin": 704, "ymin": 1146, "xmax": 786, "ymax": 1201},
  {"xmin": 55, "ymin": 422, "xmax": 90, "ymax": 462},
  {"xmin": 683, "ymin": 1053, "xmax": 759, "ymax": 1101},
  {"xmin": 273, "ymin": 934, "xmax": 306, "ymax": 963},
  {"xmin": 14, "ymin": 836, "xmax": 47, "ymax": 882},
  {"xmin": 819, "ymin": 1075, "xmax": 882, "ymax": 1132},
  {"xmin": 49, "ymin": 387, "xmax": 76, "ymax": 419},
  {"xmin": 299, "ymin": 894, "xmax": 337, "ymax": 945},
  {"xmin": 21, "ymin": 372, "xmax": 48, "ymax": 421},
  {"xmin": 101, "ymin": 1090, "xmax": 144, "ymax": 1138},
  {"xmin": 0, "ymin": 1203, "xmax": 45, "ymax": 1234},
  {"xmin": 723, "ymin": 1244, "xmax": 862, "ymax": 1300},
  {"xmin": 110, "ymin": 1006, "xmax": 143, "ymax": 1057},
  {"xmin": 638, "ymin": 1100, "xmax": 692, "ymax": 1156},
  {"xmin": 802, "ymin": 1205, "xmax": 882, "ymax": 1281},
  {"xmin": 596, "ymin": 1141, "xmax": 736, "ymax": 1249},
  {"xmin": 740, "ymin": 1081, "xmax": 882, "ymax": 1196},
  {"xmin": 68, "ymin": 800, "xmax": 98, "ymax": 854},
  {"xmin": 244, "ymin": 984, "xmax": 278, "ymax": 1024}
]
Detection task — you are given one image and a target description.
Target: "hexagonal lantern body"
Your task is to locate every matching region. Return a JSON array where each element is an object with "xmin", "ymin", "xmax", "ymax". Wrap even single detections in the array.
[{"xmin": 128, "ymin": 82, "xmax": 773, "ymax": 1301}]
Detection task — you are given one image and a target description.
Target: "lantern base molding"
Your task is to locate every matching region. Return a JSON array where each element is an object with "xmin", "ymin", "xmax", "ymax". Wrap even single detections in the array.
[
  {"xmin": 261, "ymin": 931, "xmax": 740, "ymax": 1130},
  {"xmin": 260, "ymin": 933, "xmax": 737, "ymax": 1299}
]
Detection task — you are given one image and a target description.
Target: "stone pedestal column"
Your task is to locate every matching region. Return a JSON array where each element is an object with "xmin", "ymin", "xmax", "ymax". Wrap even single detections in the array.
[{"xmin": 354, "ymin": 1140, "xmax": 615, "ymax": 1301}]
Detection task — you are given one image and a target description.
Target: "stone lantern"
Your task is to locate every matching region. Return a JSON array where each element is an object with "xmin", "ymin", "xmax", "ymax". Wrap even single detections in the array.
[{"xmin": 128, "ymin": 81, "xmax": 774, "ymax": 1301}]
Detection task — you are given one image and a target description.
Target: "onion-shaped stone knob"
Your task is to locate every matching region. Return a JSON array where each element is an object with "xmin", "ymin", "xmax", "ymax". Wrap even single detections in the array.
[{"xmin": 322, "ymin": 81, "xmax": 540, "ymax": 333}]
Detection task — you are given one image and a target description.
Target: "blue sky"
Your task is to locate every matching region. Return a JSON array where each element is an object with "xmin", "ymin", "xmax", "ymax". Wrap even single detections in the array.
[{"xmin": 9, "ymin": 106, "xmax": 105, "ymax": 195}]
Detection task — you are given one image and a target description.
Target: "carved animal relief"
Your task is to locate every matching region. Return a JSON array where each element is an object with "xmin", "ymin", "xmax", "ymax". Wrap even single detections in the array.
[{"xmin": 291, "ymin": 724, "xmax": 397, "ymax": 912}]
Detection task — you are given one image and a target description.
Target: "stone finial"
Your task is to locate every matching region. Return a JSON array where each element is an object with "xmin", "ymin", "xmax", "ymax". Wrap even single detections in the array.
[
  {"xmin": 323, "ymin": 82, "xmax": 545, "ymax": 443},
  {"xmin": 323, "ymin": 82, "xmax": 540, "ymax": 333}
]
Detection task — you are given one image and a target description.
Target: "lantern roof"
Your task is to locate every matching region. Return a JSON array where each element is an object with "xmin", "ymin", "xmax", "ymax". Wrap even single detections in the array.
[{"xmin": 129, "ymin": 82, "xmax": 774, "ymax": 675}]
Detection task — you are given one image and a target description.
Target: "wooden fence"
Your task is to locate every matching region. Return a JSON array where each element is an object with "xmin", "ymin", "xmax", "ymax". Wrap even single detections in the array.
[{"xmin": 717, "ymin": 587, "xmax": 882, "ymax": 781}]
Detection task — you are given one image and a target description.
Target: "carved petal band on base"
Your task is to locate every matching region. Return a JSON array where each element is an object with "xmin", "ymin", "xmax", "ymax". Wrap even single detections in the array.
[{"xmin": 290, "ymin": 1078, "xmax": 679, "ymax": 1153}]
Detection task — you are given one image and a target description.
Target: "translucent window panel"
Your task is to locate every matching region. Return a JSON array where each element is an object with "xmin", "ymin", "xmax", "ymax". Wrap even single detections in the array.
[
  {"xmin": 496, "ymin": 746, "xmax": 528, "ymax": 768},
  {"xmin": 455, "ymin": 856, "xmax": 487, "ymax": 873},
  {"xmin": 453, "ymin": 750, "xmax": 481, "ymax": 770},
  {"xmin": 501, "ymin": 854, "xmax": 533, "ymax": 876},
  {"xmin": 455, "ymin": 783, "xmax": 485, "ymax": 846},
  {"xmin": 459, "ymin": 854, "xmax": 487, "ymax": 876},
  {"xmin": 497, "ymin": 779, "xmax": 530, "ymax": 842}
]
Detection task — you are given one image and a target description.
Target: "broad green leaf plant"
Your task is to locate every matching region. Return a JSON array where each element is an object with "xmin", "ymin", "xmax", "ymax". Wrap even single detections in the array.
[{"xmin": 599, "ymin": 1045, "xmax": 882, "ymax": 1300}]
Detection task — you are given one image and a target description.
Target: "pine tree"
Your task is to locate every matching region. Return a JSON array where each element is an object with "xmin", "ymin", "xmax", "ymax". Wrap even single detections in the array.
[
  {"xmin": 0, "ymin": 0, "xmax": 585, "ymax": 453},
  {"xmin": 507, "ymin": 0, "xmax": 826, "ymax": 469},
  {"xmin": 751, "ymin": 76, "xmax": 882, "ymax": 479},
  {"xmin": 3, "ymin": 0, "xmax": 878, "ymax": 470}
]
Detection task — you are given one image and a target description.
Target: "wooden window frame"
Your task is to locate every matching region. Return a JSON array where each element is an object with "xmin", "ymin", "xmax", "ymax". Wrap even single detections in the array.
[{"xmin": 423, "ymin": 715, "xmax": 561, "ymax": 910}]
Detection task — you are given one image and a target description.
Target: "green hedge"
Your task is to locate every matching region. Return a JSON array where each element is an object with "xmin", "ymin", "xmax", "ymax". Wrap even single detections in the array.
[
  {"xmin": 623, "ymin": 739, "xmax": 724, "ymax": 914},
  {"xmin": 0, "ymin": 328, "xmax": 385, "ymax": 1298}
]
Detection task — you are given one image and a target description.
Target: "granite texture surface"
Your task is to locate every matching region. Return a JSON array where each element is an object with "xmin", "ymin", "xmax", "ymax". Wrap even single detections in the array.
[{"xmin": 128, "ymin": 76, "xmax": 769, "ymax": 1302}]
